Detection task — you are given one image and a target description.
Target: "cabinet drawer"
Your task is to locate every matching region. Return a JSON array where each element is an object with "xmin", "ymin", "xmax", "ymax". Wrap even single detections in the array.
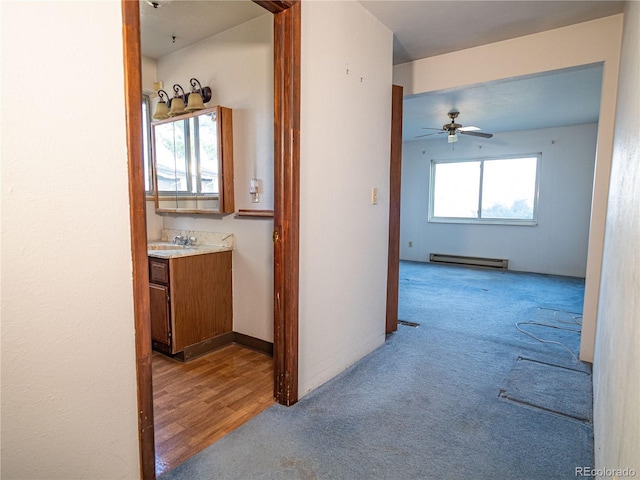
[{"xmin": 149, "ymin": 258, "xmax": 169, "ymax": 285}]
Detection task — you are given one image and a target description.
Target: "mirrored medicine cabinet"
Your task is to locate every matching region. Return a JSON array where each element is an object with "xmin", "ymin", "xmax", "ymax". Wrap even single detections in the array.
[{"xmin": 152, "ymin": 106, "xmax": 234, "ymax": 214}]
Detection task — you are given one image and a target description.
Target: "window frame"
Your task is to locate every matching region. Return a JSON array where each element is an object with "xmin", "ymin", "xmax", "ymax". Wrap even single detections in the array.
[
  {"xmin": 428, "ymin": 153, "xmax": 541, "ymax": 226},
  {"xmin": 147, "ymin": 109, "xmax": 222, "ymax": 201},
  {"xmin": 142, "ymin": 94, "xmax": 155, "ymax": 195}
]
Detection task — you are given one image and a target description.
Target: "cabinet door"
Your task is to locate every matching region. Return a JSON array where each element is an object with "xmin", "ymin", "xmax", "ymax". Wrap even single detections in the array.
[
  {"xmin": 170, "ymin": 251, "xmax": 233, "ymax": 352},
  {"xmin": 149, "ymin": 283, "xmax": 171, "ymax": 347}
]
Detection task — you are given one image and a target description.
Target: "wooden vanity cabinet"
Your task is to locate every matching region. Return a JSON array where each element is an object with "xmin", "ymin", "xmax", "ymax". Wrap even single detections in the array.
[{"xmin": 148, "ymin": 252, "xmax": 232, "ymax": 358}]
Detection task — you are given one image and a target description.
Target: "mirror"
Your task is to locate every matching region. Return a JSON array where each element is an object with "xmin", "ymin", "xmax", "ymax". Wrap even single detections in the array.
[{"xmin": 152, "ymin": 105, "xmax": 234, "ymax": 214}]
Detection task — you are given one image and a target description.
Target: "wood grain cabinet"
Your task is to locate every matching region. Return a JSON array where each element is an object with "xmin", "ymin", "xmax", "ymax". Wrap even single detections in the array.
[{"xmin": 149, "ymin": 252, "xmax": 232, "ymax": 360}]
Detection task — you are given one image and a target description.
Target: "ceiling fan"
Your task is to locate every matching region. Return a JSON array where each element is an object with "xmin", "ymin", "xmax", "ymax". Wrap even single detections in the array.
[{"xmin": 416, "ymin": 111, "xmax": 493, "ymax": 143}]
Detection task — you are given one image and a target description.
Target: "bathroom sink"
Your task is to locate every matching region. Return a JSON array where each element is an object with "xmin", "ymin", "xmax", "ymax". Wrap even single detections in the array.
[
  {"xmin": 147, "ymin": 242, "xmax": 192, "ymax": 251},
  {"xmin": 147, "ymin": 239, "xmax": 231, "ymax": 257}
]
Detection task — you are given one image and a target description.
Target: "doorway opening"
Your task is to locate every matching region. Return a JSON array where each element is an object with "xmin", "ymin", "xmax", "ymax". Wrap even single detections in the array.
[
  {"xmin": 121, "ymin": 1, "xmax": 300, "ymax": 478},
  {"xmin": 397, "ymin": 64, "xmax": 603, "ymax": 337}
]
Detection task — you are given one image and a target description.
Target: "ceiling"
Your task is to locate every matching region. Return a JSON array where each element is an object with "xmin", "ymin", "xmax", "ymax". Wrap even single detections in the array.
[
  {"xmin": 403, "ymin": 63, "xmax": 604, "ymax": 142},
  {"xmin": 139, "ymin": 0, "xmax": 623, "ymax": 142},
  {"xmin": 139, "ymin": 0, "xmax": 267, "ymax": 60},
  {"xmin": 360, "ymin": 1, "xmax": 624, "ymax": 66}
]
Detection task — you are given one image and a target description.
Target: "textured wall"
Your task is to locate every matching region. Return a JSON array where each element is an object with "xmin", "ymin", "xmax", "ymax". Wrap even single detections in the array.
[
  {"xmin": 593, "ymin": 1, "xmax": 640, "ymax": 476},
  {"xmin": 298, "ymin": 1, "xmax": 393, "ymax": 397},
  {"xmin": 1, "ymin": 2, "xmax": 140, "ymax": 478}
]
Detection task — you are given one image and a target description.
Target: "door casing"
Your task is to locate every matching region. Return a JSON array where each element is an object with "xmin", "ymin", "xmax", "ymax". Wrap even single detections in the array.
[{"xmin": 386, "ymin": 85, "xmax": 403, "ymax": 334}]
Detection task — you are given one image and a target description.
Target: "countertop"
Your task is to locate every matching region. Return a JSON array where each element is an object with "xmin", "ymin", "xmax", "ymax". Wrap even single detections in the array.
[
  {"xmin": 147, "ymin": 229, "xmax": 235, "ymax": 259},
  {"xmin": 147, "ymin": 243, "xmax": 233, "ymax": 259}
]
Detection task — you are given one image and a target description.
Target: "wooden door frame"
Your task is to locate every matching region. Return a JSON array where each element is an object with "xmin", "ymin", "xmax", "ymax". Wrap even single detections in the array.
[
  {"xmin": 254, "ymin": 0, "xmax": 301, "ymax": 406},
  {"xmin": 121, "ymin": 3, "xmax": 154, "ymax": 479},
  {"xmin": 121, "ymin": 0, "xmax": 301, "ymax": 477},
  {"xmin": 386, "ymin": 85, "xmax": 403, "ymax": 334}
]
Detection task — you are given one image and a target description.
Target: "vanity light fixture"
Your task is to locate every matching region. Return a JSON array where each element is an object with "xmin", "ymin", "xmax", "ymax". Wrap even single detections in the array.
[
  {"xmin": 152, "ymin": 89, "xmax": 170, "ymax": 120},
  {"xmin": 153, "ymin": 78, "xmax": 212, "ymax": 119},
  {"xmin": 168, "ymin": 84, "xmax": 187, "ymax": 117}
]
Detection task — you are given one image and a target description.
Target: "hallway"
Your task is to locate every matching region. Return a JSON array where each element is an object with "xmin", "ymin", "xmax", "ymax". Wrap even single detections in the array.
[{"xmin": 159, "ymin": 262, "xmax": 593, "ymax": 479}]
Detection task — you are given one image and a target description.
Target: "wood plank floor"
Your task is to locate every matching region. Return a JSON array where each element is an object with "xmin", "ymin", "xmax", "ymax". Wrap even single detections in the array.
[{"xmin": 152, "ymin": 344, "xmax": 274, "ymax": 476}]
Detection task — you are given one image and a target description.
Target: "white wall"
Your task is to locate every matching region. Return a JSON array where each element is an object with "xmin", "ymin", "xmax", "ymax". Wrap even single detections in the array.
[
  {"xmin": 0, "ymin": 2, "xmax": 140, "ymax": 479},
  {"xmin": 401, "ymin": 123, "xmax": 598, "ymax": 277},
  {"xmin": 141, "ymin": 55, "xmax": 157, "ymax": 94},
  {"xmin": 593, "ymin": 1, "xmax": 640, "ymax": 475},
  {"xmin": 298, "ymin": 1, "xmax": 393, "ymax": 397},
  {"xmin": 148, "ymin": 14, "xmax": 275, "ymax": 342},
  {"xmin": 393, "ymin": 15, "xmax": 623, "ymax": 362}
]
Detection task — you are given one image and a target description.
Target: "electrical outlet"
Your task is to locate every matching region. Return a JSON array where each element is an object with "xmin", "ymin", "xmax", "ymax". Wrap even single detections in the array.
[{"xmin": 371, "ymin": 187, "xmax": 378, "ymax": 205}]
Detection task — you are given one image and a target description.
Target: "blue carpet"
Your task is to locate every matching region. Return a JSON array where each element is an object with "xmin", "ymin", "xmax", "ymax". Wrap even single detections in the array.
[
  {"xmin": 500, "ymin": 357, "xmax": 592, "ymax": 422},
  {"xmin": 160, "ymin": 262, "xmax": 593, "ymax": 479}
]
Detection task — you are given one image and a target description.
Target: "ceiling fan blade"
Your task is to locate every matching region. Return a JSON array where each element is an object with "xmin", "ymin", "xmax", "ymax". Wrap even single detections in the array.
[
  {"xmin": 415, "ymin": 131, "xmax": 446, "ymax": 138},
  {"xmin": 421, "ymin": 127, "xmax": 445, "ymax": 131},
  {"xmin": 459, "ymin": 130, "xmax": 493, "ymax": 138},
  {"xmin": 458, "ymin": 126, "xmax": 480, "ymax": 132}
]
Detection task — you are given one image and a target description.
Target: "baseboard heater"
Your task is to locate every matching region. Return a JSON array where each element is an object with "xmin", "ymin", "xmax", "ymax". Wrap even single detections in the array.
[{"xmin": 429, "ymin": 253, "xmax": 509, "ymax": 270}]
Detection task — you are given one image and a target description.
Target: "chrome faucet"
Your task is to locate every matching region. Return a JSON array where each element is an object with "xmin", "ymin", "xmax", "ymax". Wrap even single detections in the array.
[{"xmin": 173, "ymin": 235, "xmax": 196, "ymax": 246}]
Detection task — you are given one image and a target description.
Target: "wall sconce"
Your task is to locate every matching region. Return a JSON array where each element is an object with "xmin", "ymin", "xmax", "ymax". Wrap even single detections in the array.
[
  {"xmin": 153, "ymin": 78, "xmax": 213, "ymax": 120},
  {"xmin": 152, "ymin": 89, "xmax": 170, "ymax": 120},
  {"xmin": 168, "ymin": 84, "xmax": 187, "ymax": 117},
  {"xmin": 185, "ymin": 78, "xmax": 212, "ymax": 112}
]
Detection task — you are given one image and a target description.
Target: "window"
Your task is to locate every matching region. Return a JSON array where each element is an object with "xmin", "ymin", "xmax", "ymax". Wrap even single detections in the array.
[{"xmin": 429, "ymin": 154, "xmax": 540, "ymax": 225}]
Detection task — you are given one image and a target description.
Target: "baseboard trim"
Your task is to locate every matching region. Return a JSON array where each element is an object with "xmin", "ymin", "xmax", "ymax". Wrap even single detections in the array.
[
  {"xmin": 158, "ymin": 332, "xmax": 274, "ymax": 362},
  {"xmin": 233, "ymin": 332, "xmax": 274, "ymax": 356},
  {"xmin": 179, "ymin": 332, "xmax": 235, "ymax": 362}
]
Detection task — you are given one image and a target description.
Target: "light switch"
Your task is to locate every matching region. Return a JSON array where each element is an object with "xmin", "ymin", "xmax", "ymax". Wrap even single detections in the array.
[
  {"xmin": 371, "ymin": 187, "xmax": 378, "ymax": 205},
  {"xmin": 250, "ymin": 178, "xmax": 260, "ymax": 203}
]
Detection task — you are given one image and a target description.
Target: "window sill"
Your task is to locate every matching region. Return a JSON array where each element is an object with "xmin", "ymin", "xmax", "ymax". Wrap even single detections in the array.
[{"xmin": 428, "ymin": 217, "xmax": 537, "ymax": 227}]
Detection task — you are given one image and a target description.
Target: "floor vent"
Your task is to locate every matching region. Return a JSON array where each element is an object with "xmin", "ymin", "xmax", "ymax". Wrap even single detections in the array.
[
  {"xmin": 429, "ymin": 253, "xmax": 508, "ymax": 270},
  {"xmin": 398, "ymin": 320, "xmax": 420, "ymax": 327}
]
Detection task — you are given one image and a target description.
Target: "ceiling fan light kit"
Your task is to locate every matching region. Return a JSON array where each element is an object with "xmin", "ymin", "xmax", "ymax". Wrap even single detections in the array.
[{"xmin": 416, "ymin": 110, "xmax": 494, "ymax": 142}]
